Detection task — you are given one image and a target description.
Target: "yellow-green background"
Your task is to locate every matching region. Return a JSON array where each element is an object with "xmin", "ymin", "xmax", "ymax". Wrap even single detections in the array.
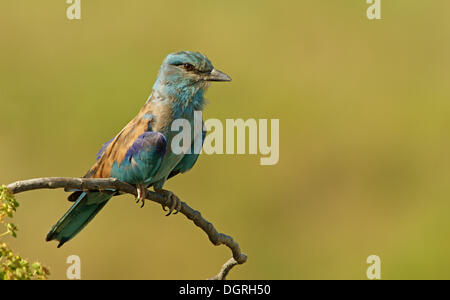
[{"xmin": 1, "ymin": 0, "xmax": 450, "ymax": 279}]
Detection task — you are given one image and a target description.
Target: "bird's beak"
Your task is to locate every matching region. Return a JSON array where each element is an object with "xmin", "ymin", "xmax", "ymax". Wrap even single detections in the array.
[{"xmin": 206, "ymin": 68, "xmax": 232, "ymax": 82}]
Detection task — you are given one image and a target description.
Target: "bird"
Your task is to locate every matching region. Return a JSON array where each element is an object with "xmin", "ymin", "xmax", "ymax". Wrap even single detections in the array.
[{"xmin": 46, "ymin": 51, "xmax": 231, "ymax": 248}]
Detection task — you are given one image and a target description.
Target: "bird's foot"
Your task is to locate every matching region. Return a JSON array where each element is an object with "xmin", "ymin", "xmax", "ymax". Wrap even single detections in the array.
[
  {"xmin": 155, "ymin": 189, "xmax": 182, "ymax": 216},
  {"xmin": 135, "ymin": 184, "xmax": 147, "ymax": 208}
]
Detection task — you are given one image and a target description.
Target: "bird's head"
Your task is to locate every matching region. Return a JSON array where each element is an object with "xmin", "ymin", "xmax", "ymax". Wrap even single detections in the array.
[{"xmin": 153, "ymin": 51, "xmax": 231, "ymax": 98}]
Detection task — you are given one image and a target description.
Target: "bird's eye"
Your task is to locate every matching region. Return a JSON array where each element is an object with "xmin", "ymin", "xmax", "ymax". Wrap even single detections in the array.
[{"xmin": 182, "ymin": 63, "xmax": 195, "ymax": 71}]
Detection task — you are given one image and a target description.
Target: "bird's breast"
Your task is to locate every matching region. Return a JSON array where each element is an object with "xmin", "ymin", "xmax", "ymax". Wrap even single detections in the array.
[
  {"xmin": 149, "ymin": 111, "xmax": 198, "ymax": 184},
  {"xmin": 149, "ymin": 129, "xmax": 185, "ymax": 184}
]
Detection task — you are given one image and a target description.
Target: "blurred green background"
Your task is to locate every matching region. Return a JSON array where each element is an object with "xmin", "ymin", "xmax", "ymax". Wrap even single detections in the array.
[{"xmin": 1, "ymin": 0, "xmax": 450, "ymax": 279}]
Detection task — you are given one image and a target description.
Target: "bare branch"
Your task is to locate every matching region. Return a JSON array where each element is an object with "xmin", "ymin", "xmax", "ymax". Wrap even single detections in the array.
[
  {"xmin": 6, "ymin": 177, "xmax": 247, "ymax": 279},
  {"xmin": 208, "ymin": 258, "xmax": 239, "ymax": 280}
]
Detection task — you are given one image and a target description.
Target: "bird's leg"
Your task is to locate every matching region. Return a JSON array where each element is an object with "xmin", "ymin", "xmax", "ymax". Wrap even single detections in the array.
[
  {"xmin": 154, "ymin": 188, "xmax": 182, "ymax": 216},
  {"xmin": 136, "ymin": 184, "xmax": 147, "ymax": 208}
]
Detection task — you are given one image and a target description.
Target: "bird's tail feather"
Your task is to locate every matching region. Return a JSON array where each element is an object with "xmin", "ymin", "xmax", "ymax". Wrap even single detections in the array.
[{"xmin": 46, "ymin": 191, "xmax": 113, "ymax": 247}]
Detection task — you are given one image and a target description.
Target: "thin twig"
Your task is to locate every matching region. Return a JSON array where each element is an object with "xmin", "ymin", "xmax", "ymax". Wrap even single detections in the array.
[
  {"xmin": 6, "ymin": 177, "xmax": 247, "ymax": 279},
  {"xmin": 208, "ymin": 258, "xmax": 239, "ymax": 280}
]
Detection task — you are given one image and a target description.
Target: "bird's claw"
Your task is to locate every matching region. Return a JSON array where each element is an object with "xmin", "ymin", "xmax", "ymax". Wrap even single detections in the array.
[
  {"xmin": 135, "ymin": 184, "xmax": 147, "ymax": 208},
  {"xmin": 157, "ymin": 189, "xmax": 181, "ymax": 216}
]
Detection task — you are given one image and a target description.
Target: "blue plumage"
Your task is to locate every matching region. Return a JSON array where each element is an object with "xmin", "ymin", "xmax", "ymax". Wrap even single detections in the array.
[
  {"xmin": 46, "ymin": 51, "xmax": 231, "ymax": 247},
  {"xmin": 169, "ymin": 127, "xmax": 206, "ymax": 179},
  {"xmin": 111, "ymin": 132, "xmax": 166, "ymax": 185},
  {"xmin": 47, "ymin": 192, "xmax": 113, "ymax": 248}
]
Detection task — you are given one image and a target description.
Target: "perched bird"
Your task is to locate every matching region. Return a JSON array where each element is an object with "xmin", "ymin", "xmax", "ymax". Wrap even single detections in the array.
[{"xmin": 46, "ymin": 51, "xmax": 231, "ymax": 248}]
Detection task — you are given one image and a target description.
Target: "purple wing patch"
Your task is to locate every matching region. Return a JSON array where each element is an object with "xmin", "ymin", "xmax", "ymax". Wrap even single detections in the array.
[{"xmin": 124, "ymin": 132, "xmax": 167, "ymax": 161}]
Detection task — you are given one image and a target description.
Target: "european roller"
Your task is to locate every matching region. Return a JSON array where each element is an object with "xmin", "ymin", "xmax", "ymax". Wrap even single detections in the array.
[{"xmin": 46, "ymin": 51, "xmax": 231, "ymax": 247}]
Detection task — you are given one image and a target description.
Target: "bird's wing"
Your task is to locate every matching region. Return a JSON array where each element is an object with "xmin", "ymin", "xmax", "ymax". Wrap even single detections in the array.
[
  {"xmin": 96, "ymin": 137, "xmax": 114, "ymax": 160},
  {"xmin": 67, "ymin": 105, "xmax": 166, "ymax": 202},
  {"xmin": 86, "ymin": 111, "xmax": 166, "ymax": 183},
  {"xmin": 167, "ymin": 122, "xmax": 206, "ymax": 179},
  {"xmin": 110, "ymin": 131, "xmax": 166, "ymax": 184}
]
